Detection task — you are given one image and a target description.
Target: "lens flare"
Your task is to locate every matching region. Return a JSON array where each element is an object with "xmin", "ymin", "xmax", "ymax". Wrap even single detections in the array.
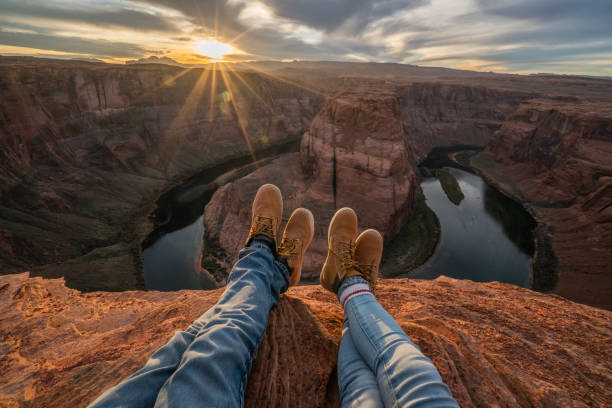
[{"xmin": 196, "ymin": 40, "xmax": 233, "ymax": 60}]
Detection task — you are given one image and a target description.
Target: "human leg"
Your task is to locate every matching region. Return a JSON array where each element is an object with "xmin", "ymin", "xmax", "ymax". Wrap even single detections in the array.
[
  {"xmin": 342, "ymin": 278, "xmax": 458, "ymax": 408},
  {"xmin": 153, "ymin": 239, "xmax": 289, "ymax": 407},
  {"xmin": 153, "ymin": 187, "xmax": 314, "ymax": 407},
  {"xmin": 89, "ymin": 185, "xmax": 314, "ymax": 408},
  {"xmin": 87, "ymin": 317, "xmax": 212, "ymax": 408},
  {"xmin": 338, "ymin": 320, "xmax": 384, "ymax": 408},
  {"xmin": 322, "ymin": 209, "xmax": 458, "ymax": 408},
  {"xmin": 88, "ymin": 238, "xmax": 287, "ymax": 408}
]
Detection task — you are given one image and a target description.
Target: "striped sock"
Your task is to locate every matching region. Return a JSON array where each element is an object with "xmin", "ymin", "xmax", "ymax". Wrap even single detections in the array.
[{"xmin": 337, "ymin": 276, "xmax": 374, "ymax": 309}]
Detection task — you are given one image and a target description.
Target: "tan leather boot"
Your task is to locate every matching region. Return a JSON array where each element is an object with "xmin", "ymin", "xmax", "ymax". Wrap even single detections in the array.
[
  {"xmin": 245, "ymin": 184, "xmax": 283, "ymax": 247},
  {"xmin": 354, "ymin": 229, "xmax": 383, "ymax": 293},
  {"xmin": 320, "ymin": 207, "xmax": 359, "ymax": 293},
  {"xmin": 277, "ymin": 208, "xmax": 315, "ymax": 286}
]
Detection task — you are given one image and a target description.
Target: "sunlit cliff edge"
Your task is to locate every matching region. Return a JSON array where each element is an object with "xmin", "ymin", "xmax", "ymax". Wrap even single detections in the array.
[{"xmin": 1, "ymin": 272, "xmax": 611, "ymax": 407}]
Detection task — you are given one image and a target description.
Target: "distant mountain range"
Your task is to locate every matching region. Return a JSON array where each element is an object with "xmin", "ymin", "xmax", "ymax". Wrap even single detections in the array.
[
  {"xmin": 125, "ymin": 56, "xmax": 188, "ymax": 67},
  {"xmin": 529, "ymin": 72, "xmax": 612, "ymax": 81}
]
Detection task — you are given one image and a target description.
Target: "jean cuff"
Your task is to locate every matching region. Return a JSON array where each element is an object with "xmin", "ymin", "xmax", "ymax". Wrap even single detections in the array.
[
  {"xmin": 249, "ymin": 239, "xmax": 274, "ymax": 254},
  {"xmin": 247, "ymin": 239, "xmax": 290, "ymax": 292}
]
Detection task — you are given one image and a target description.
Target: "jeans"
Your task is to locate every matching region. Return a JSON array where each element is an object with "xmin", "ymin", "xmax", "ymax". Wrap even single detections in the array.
[
  {"xmin": 338, "ymin": 291, "xmax": 459, "ymax": 408},
  {"xmin": 88, "ymin": 240, "xmax": 289, "ymax": 408},
  {"xmin": 89, "ymin": 240, "xmax": 457, "ymax": 408}
]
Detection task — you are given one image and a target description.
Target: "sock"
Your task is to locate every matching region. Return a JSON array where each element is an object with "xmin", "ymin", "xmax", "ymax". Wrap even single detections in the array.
[{"xmin": 337, "ymin": 276, "xmax": 374, "ymax": 309}]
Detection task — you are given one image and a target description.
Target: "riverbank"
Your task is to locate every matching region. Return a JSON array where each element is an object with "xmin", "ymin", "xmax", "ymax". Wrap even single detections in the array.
[
  {"xmin": 381, "ymin": 189, "xmax": 440, "ymax": 277},
  {"xmin": 470, "ymin": 153, "xmax": 559, "ymax": 292}
]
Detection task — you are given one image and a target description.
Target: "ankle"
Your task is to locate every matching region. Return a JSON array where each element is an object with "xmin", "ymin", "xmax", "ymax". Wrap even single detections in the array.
[{"xmin": 337, "ymin": 276, "xmax": 373, "ymax": 308}]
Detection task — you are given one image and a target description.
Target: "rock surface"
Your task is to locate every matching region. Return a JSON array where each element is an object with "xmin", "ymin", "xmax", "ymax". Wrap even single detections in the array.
[
  {"xmin": 476, "ymin": 99, "xmax": 612, "ymax": 309},
  {"xmin": 1, "ymin": 272, "xmax": 611, "ymax": 407},
  {"xmin": 0, "ymin": 58, "xmax": 323, "ymax": 290},
  {"xmin": 203, "ymin": 80, "xmax": 537, "ymax": 282},
  {"xmin": 204, "ymin": 83, "xmax": 421, "ymax": 282}
]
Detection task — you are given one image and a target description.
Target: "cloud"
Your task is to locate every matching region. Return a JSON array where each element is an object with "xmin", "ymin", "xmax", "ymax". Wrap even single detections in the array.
[
  {"xmin": 0, "ymin": 30, "xmax": 149, "ymax": 58},
  {"xmin": 0, "ymin": 0, "xmax": 179, "ymax": 32},
  {"xmin": 0, "ymin": 0, "xmax": 609, "ymax": 75},
  {"xmin": 256, "ymin": 0, "xmax": 427, "ymax": 33}
]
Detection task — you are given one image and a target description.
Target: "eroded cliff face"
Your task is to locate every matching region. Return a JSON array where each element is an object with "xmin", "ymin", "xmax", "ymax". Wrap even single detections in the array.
[
  {"xmin": 398, "ymin": 82, "xmax": 534, "ymax": 160},
  {"xmin": 2, "ymin": 272, "xmax": 610, "ymax": 408},
  {"xmin": 202, "ymin": 81, "xmax": 533, "ymax": 283},
  {"xmin": 0, "ymin": 58, "xmax": 323, "ymax": 290},
  {"xmin": 300, "ymin": 83, "xmax": 416, "ymax": 237},
  {"xmin": 204, "ymin": 83, "xmax": 419, "ymax": 282},
  {"xmin": 475, "ymin": 99, "xmax": 612, "ymax": 309}
]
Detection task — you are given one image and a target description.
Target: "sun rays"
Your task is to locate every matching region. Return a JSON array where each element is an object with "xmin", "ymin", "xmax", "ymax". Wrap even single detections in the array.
[{"xmin": 155, "ymin": 56, "xmax": 398, "ymax": 178}]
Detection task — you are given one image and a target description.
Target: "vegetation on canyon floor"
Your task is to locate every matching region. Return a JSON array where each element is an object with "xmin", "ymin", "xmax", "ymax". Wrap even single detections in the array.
[
  {"xmin": 436, "ymin": 169, "xmax": 465, "ymax": 206},
  {"xmin": 380, "ymin": 190, "xmax": 440, "ymax": 278}
]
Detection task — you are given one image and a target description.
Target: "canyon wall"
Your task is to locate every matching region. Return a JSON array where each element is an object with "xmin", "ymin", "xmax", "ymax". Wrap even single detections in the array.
[
  {"xmin": 0, "ymin": 58, "xmax": 323, "ymax": 290},
  {"xmin": 2, "ymin": 272, "xmax": 610, "ymax": 407},
  {"xmin": 203, "ymin": 83, "xmax": 418, "ymax": 282},
  {"xmin": 203, "ymin": 81, "xmax": 533, "ymax": 282},
  {"xmin": 475, "ymin": 99, "xmax": 612, "ymax": 309},
  {"xmin": 397, "ymin": 82, "xmax": 534, "ymax": 160}
]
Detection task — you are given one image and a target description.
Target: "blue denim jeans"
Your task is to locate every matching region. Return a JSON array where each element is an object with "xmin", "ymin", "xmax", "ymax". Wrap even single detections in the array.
[
  {"xmin": 89, "ymin": 240, "xmax": 457, "ymax": 408},
  {"xmin": 88, "ymin": 240, "xmax": 289, "ymax": 408},
  {"xmin": 338, "ymin": 290, "xmax": 459, "ymax": 408}
]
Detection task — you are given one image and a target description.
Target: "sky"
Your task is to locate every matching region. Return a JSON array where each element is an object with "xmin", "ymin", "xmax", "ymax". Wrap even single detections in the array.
[{"xmin": 0, "ymin": 0, "xmax": 610, "ymax": 75}]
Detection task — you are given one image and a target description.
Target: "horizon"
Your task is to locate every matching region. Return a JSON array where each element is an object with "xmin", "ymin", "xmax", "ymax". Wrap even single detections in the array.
[
  {"xmin": 0, "ymin": 0, "xmax": 610, "ymax": 77},
  {"xmin": 3, "ymin": 54, "xmax": 612, "ymax": 80}
]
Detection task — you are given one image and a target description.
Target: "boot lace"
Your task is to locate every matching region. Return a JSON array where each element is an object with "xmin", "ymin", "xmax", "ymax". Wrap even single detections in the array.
[
  {"xmin": 246, "ymin": 215, "xmax": 275, "ymax": 244},
  {"xmin": 277, "ymin": 237, "xmax": 298, "ymax": 257},
  {"xmin": 355, "ymin": 262, "xmax": 377, "ymax": 293},
  {"xmin": 331, "ymin": 240, "xmax": 377, "ymax": 292},
  {"xmin": 330, "ymin": 241, "xmax": 357, "ymax": 276}
]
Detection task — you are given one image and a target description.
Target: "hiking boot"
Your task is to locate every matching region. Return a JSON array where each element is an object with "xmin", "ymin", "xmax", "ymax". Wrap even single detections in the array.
[
  {"xmin": 353, "ymin": 229, "xmax": 383, "ymax": 293},
  {"xmin": 245, "ymin": 184, "xmax": 283, "ymax": 248},
  {"xmin": 320, "ymin": 207, "xmax": 359, "ymax": 293},
  {"xmin": 277, "ymin": 208, "xmax": 315, "ymax": 286}
]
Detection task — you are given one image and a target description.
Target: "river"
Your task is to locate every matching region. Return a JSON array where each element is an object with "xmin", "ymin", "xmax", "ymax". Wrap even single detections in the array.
[
  {"xmin": 143, "ymin": 154, "xmax": 535, "ymax": 290},
  {"xmin": 402, "ymin": 167, "xmax": 535, "ymax": 287}
]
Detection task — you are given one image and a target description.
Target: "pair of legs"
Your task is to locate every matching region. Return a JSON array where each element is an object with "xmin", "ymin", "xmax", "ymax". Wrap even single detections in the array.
[{"xmin": 89, "ymin": 185, "xmax": 457, "ymax": 407}]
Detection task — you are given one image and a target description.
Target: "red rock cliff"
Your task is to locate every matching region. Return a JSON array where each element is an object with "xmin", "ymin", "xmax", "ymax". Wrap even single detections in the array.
[
  {"xmin": 203, "ymin": 80, "xmax": 532, "ymax": 283},
  {"xmin": 0, "ymin": 58, "xmax": 323, "ymax": 290},
  {"xmin": 1, "ymin": 272, "xmax": 610, "ymax": 407},
  {"xmin": 475, "ymin": 99, "xmax": 612, "ymax": 309},
  {"xmin": 204, "ymin": 83, "xmax": 418, "ymax": 282}
]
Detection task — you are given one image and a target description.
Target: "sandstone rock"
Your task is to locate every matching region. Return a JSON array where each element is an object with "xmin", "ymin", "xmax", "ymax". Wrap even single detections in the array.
[
  {"xmin": 0, "ymin": 59, "xmax": 323, "ymax": 289},
  {"xmin": 204, "ymin": 83, "xmax": 419, "ymax": 282},
  {"xmin": 398, "ymin": 82, "xmax": 534, "ymax": 160},
  {"xmin": 203, "ymin": 80, "xmax": 535, "ymax": 282},
  {"xmin": 476, "ymin": 99, "xmax": 612, "ymax": 309},
  {"xmin": 1, "ymin": 272, "xmax": 610, "ymax": 407}
]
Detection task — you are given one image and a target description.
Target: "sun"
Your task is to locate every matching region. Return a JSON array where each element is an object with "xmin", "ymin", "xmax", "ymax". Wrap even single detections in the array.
[{"xmin": 196, "ymin": 39, "xmax": 233, "ymax": 60}]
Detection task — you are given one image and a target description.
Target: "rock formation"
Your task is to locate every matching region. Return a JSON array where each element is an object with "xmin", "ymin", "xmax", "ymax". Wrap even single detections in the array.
[
  {"xmin": 202, "ymin": 80, "xmax": 534, "ymax": 283},
  {"xmin": 0, "ymin": 57, "xmax": 323, "ymax": 290},
  {"xmin": 2, "ymin": 272, "xmax": 611, "ymax": 407},
  {"xmin": 1, "ymin": 56, "xmax": 611, "ymax": 307},
  {"xmin": 397, "ymin": 82, "xmax": 534, "ymax": 159},
  {"xmin": 204, "ymin": 83, "xmax": 419, "ymax": 282},
  {"xmin": 474, "ymin": 99, "xmax": 612, "ymax": 309}
]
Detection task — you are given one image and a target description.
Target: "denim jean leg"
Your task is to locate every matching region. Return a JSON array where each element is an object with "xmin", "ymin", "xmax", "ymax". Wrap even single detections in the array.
[
  {"xmin": 153, "ymin": 240, "xmax": 289, "ymax": 408},
  {"xmin": 345, "ymin": 295, "xmax": 458, "ymax": 408},
  {"xmin": 87, "ymin": 318, "xmax": 207, "ymax": 408},
  {"xmin": 338, "ymin": 321, "xmax": 384, "ymax": 408}
]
